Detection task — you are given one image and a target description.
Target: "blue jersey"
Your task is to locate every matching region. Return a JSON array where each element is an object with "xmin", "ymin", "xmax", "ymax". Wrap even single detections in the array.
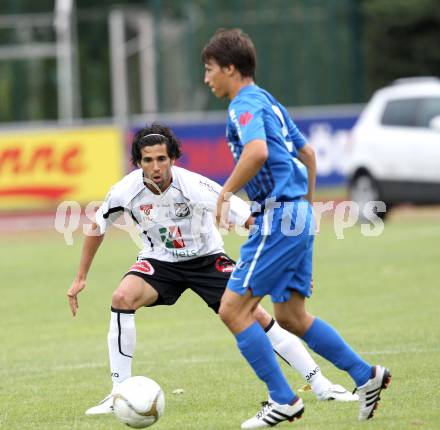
[{"xmin": 226, "ymin": 84, "xmax": 308, "ymax": 205}]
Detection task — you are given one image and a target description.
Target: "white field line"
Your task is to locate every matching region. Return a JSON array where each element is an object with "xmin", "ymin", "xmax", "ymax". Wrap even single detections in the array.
[
  {"xmin": 359, "ymin": 347, "xmax": 440, "ymax": 355},
  {"xmin": 2, "ymin": 346, "xmax": 439, "ymax": 378}
]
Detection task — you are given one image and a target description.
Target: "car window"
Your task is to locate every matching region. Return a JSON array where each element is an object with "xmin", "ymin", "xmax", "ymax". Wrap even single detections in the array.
[
  {"xmin": 381, "ymin": 98, "xmax": 420, "ymax": 127},
  {"xmin": 417, "ymin": 97, "xmax": 440, "ymax": 127}
]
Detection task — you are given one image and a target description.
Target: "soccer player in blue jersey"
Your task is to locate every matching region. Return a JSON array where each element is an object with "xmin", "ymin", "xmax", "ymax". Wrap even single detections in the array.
[{"xmin": 202, "ymin": 28, "xmax": 391, "ymax": 428}]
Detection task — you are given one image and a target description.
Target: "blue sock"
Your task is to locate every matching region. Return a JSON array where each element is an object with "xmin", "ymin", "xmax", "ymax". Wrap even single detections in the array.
[
  {"xmin": 301, "ymin": 318, "xmax": 373, "ymax": 386},
  {"xmin": 236, "ymin": 321, "xmax": 297, "ymax": 404}
]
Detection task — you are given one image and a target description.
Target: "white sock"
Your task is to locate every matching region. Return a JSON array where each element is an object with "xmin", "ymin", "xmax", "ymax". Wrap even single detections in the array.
[
  {"xmin": 108, "ymin": 308, "xmax": 136, "ymax": 390},
  {"xmin": 265, "ymin": 319, "xmax": 331, "ymax": 395}
]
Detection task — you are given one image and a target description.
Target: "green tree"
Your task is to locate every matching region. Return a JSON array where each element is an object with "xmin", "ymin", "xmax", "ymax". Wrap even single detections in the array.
[{"xmin": 362, "ymin": 0, "xmax": 440, "ymax": 96}]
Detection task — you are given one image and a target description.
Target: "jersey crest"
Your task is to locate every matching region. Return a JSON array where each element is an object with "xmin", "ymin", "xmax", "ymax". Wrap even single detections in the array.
[
  {"xmin": 140, "ymin": 204, "xmax": 154, "ymax": 221},
  {"xmin": 174, "ymin": 202, "xmax": 190, "ymax": 218}
]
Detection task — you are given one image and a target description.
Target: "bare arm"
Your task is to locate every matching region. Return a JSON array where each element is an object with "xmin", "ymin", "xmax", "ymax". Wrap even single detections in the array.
[
  {"xmin": 244, "ymin": 216, "xmax": 255, "ymax": 229},
  {"xmin": 222, "ymin": 139, "xmax": 268, "ymax": 195},
  {"xmin": 67, "ymin": 223, "xmax": 105, "ymax": 317},
  {"xmin": 217, "ymin": 140, "xmax": 268, "ymax": 226},
  {"xmin": 297, "ymin": 143, "xmax": 316, "ymax": 203}
]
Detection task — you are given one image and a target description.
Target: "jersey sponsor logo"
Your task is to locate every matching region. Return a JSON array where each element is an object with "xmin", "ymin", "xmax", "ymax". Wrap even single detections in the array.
[
  {"xmin": 129, "ymin": 260, "xmax": 155, "ymax": 275},
  {"xmin": 159, "ymin": 226, "xmax": 185, "ymax": 249},
  {"xmin": 215, "ymin": 255, "xmax": 235, "ymax": 273},
  {"xmin": 239, "ymin": 111, "xmax": 253, "ymax": 126},
  {"xmin": 172, "ymin": 249, "xmax": 198, "ymax": 258},
  {"xmin": 174, "ymin": 202, "xmax": 190, "ymax": 218}
]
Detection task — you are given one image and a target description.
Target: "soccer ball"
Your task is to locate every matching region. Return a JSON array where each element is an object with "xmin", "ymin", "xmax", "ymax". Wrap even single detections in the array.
[{"xmin": 112, "ymin": 376, "xmax": 165, "ymax": 428}]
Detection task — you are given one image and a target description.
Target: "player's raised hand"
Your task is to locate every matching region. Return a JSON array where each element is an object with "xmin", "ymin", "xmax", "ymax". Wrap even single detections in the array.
[{"xmin": 67, "ymin": 278, "xmax": 86, "ymax": 317}]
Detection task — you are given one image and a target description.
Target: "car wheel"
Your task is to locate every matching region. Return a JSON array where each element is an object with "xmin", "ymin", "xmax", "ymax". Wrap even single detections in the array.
[{"xmin": 349, "ymin": 174, "xmax": 387, "ymax": 221}]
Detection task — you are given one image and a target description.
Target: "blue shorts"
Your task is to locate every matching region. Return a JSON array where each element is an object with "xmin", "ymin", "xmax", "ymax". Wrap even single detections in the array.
[{"xmin": 227, "ymin": 200, "xmax": 314, "ymax": 302}]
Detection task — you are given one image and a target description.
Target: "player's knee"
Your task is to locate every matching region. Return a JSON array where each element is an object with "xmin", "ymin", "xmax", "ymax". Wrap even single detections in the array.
[
  {"xmin": 253, "ymin": 306, "xmax": 272, "ymax": 328},
  {"xmin": 218, "ymin": 301, "xmax": 231, "ymax": 324},
  {"xmin": 111, "ymin": 289, "xmax": 136, "ymax": 310},
  {"xmin": 278, "ymin": 315, "xmax": 312, "ymax": 337},
  {"xmin": 276, "ymin": 314, "xmax": 304, "ymax": 336},
  {"xmin": 218, "ymin": 299, "xmax": 239, "ymax": 327}
]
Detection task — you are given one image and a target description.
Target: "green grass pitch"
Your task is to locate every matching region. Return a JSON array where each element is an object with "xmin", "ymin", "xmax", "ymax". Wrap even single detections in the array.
[{"xmin": 1, "ymin": 214, "xmax": 439, "ymax": 429}]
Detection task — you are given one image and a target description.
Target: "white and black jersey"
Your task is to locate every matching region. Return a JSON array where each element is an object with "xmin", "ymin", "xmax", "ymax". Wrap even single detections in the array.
[{"xmin": 95, "ymin": 166, "xmax": 251, "ymax": 262}]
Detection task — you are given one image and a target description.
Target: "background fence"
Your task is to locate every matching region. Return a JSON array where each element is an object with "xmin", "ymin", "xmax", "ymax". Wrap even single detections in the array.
[{"xmin": 0, "ymin": 0, "xmax": 364, "ymax": 122}]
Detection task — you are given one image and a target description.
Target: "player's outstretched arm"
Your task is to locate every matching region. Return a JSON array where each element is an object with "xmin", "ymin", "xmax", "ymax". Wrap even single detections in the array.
[{"xmin": 67, "ymin": 223, "xmax": 105, "ymax": 317}]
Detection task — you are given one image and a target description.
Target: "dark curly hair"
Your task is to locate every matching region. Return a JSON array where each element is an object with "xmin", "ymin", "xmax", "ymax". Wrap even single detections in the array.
[
  {"xmin": 131, "ymin": 123, "xmax": 182, "ymax": 166},
  {"xmin": 201, "ymin": 28, "xmax": 256, "ymax": 79}
]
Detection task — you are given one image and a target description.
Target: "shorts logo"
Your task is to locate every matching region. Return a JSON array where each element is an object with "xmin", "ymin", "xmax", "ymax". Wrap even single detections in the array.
[
  {"xmin": 215, "ymin": 256, "xmax": 235, "ymax": 273},
  {"xmin": 129, "ymin": 260, "xmax": 155, "ymax": 275},
  {"xmin": 239, "ymin": 111, "xmax": 253, "ymax": 126},
  {"xmin": 159, "ymin": 226, "xmax": 185, "ymax": 249},
  {"xmin": 174, "ymin": 202, "xmax": 190, "ymax": 218}
]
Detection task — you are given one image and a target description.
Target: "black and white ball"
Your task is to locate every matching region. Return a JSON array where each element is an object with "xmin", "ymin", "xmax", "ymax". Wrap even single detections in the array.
[{"xmin": 112, "ymin": 376, "xmax": 165, "ymax": 428}]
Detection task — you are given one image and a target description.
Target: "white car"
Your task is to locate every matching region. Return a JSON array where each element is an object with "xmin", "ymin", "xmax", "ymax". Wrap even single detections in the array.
[{"xmin": 347, "ymin": 77, "xmax": 440, "ymax": 219}]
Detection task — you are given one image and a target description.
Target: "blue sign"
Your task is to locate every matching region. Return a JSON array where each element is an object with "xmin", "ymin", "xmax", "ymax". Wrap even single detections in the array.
[{"xmin": 130, "ymin": 113, "xmax": 359, "ymax": 187}]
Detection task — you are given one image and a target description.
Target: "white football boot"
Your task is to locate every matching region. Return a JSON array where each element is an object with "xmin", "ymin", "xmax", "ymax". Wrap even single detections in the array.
[
  {"xmin": 241, "ymin": 397, "xmax": 304, "ymax": 429},
  {"xmin": 356, "ymin": 365, "xmax": 392, "ymax": 420},
  {"xmin": 316, "ymin": 383, "xmax": 359, "ymax": 401},
  {"xmin": 85, "ymin": 394, "xmax": 113, "ymax": 415}
]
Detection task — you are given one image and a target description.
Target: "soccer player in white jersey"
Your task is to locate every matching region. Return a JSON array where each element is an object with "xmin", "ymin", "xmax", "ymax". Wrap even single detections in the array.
[{"xmin": 67, "ymin": 123, "xmax": 356, "ymax": 416}]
